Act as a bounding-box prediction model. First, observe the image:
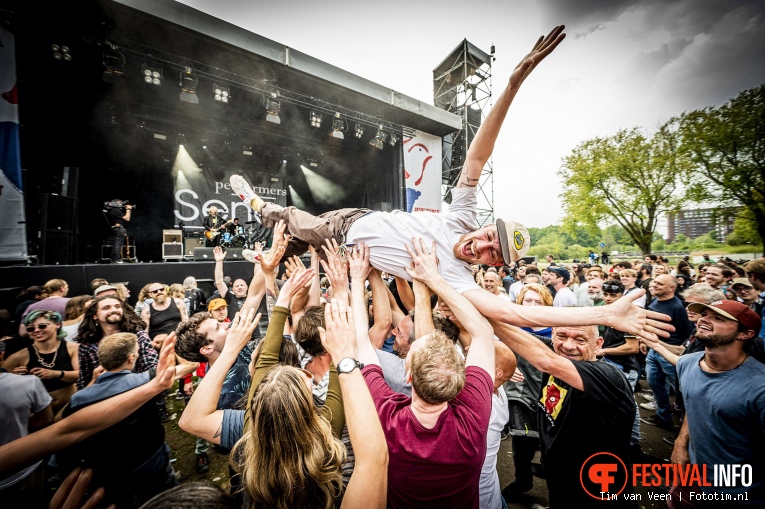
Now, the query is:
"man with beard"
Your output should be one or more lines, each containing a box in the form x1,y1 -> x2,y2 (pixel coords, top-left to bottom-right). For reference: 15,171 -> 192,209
140,283 -> 189,344
76,295 -> 158,390
670,301 -> 765,507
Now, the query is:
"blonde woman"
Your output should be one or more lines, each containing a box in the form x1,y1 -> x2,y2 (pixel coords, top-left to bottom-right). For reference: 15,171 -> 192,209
619,269 -> 646,307
133,284 -> 154,316
168,283 -> 191,316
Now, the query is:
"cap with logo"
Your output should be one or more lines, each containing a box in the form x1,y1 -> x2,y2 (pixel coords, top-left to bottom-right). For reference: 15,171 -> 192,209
496,218 -> 530,265
686,300 -> 761,336
207,298 -> 228,312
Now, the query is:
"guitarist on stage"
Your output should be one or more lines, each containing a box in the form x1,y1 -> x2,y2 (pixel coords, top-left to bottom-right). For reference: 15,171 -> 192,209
203,206 -> 229,247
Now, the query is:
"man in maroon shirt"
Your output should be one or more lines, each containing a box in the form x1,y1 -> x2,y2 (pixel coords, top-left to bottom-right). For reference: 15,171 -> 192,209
349,240 -> 496,508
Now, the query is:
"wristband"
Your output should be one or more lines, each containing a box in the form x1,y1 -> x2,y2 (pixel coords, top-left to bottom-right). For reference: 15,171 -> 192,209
58,370 -> 65,380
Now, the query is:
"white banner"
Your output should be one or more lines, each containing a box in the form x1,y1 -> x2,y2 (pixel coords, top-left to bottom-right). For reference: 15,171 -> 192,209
0,27 -> 28,262
403,130 -> 442,213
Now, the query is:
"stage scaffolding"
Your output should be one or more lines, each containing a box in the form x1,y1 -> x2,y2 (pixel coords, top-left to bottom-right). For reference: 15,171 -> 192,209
433,40 -> 494,226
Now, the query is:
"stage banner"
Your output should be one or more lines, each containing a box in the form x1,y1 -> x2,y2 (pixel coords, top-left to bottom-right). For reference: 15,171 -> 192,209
0,27 -> 28,262
173,163 -> 287,227
403,130 -> 442,213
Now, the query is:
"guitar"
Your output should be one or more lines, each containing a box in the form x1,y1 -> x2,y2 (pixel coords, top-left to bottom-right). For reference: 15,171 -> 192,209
204,219 -> 233,240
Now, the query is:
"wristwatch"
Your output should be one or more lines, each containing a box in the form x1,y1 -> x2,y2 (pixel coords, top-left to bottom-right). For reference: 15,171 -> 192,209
337,358 -> 364,375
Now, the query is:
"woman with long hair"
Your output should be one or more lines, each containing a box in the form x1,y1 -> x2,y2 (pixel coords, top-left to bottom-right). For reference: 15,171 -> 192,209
61,295 -> 92,342
2,310 -> 79,413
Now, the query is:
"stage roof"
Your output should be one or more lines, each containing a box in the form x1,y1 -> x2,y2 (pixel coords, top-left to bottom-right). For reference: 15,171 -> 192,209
109,0 -> 461,136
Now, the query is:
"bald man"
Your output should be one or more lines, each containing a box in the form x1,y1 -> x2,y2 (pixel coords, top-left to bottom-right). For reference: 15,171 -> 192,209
480,341 -> 517,508
489,322 -> 637,508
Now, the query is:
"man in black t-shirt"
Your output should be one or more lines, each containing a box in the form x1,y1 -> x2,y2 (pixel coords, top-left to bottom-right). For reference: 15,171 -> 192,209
104,200 -> 132,263
491,320 -> 639,508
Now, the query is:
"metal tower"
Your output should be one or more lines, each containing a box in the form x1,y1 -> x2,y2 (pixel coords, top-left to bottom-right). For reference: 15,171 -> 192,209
433,40 -> 494,225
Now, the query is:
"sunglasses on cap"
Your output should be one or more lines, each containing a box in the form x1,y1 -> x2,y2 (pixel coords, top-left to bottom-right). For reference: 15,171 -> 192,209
26,323 -> 51,333
602,284 -> 622,293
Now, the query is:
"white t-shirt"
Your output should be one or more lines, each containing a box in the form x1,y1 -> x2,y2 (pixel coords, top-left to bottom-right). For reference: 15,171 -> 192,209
347,187 -> 480,294
508,280 -> 524,303
479,389 -> 510,509
553,287 -> 578,307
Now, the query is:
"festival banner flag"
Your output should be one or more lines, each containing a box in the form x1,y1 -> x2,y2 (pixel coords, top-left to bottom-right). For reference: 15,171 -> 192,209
403,130 -> 442,213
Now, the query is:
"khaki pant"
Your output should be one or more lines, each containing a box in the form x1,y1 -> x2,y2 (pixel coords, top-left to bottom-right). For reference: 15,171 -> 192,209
261,203 -> 371,260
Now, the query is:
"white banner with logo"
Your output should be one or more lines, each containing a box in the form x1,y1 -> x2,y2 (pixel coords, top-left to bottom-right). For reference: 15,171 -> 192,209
403,130 -> 442,213
0,27 -> 28,262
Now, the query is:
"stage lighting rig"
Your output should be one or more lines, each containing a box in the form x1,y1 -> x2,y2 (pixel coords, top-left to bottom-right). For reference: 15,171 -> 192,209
142,63 -> 162,86
214,83 -> 231,103
354,124 -> 364,139
309,110 -> 322,128
179,67 -> 199,104
369,125 -> 387,150
329,113 -> 345,139
265,95 -> 281,124
102,47 -> 125,83
52,43 -> 72,62
389,133 -> 399,146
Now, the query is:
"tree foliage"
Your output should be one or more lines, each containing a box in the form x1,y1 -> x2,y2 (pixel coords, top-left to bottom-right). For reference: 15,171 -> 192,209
558,125 -> 690,255
675,83 -> 765,246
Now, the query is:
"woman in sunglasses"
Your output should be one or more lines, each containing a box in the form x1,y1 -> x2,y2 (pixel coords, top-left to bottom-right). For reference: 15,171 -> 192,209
1,310 -> 79,413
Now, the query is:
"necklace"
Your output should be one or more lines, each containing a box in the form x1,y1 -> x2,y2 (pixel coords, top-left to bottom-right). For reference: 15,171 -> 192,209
702,354 -> 747,372
33,342 -> 59,369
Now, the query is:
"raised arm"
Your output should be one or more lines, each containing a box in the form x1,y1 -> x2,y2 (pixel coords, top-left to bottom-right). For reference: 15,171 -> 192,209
179,309 -> 260,444
395,276 -> 415,313
368,269 -> 393,349
348,243 -> 380,366
321,238 -> 350,306
306,246 -> 322,308
213,246 -> 228,297
319,298 -> 387,509
405,238 -> 494,375
459,26 -> 566,187
413,279 -> 435,339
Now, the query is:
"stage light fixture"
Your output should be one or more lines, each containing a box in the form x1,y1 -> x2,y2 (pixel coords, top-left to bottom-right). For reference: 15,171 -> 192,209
142,64 -> 162,86
389,133 -> 399,146
330,113 -> 345,139
214,83 -> 231,104
265,96 -> 281,124
369,125 -> 387,150
102,48 -> 126,84
153,133 -> 167,140
354,124 -> 364,138
243,146 -> 253,156
310,110 -> 322,128
179,67 -> 199,104
176,134 -> 186,146
52,43 -> 72,62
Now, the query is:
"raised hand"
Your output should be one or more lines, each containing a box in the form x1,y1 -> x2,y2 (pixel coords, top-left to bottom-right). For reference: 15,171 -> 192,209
222,308 -> 262,356
213,246 -> 226,262
278,267 -> 316,303
605,289 -> 674,343
404,237 -> 440,284
154,332 -> 177,391
510,25 -> 566,90
271,219 -> 291,253
320,240 -> 350,303
285,255 -> 307,279
348,242 -> 372,281
318,298 -> 357,364
261,245 -> 286,273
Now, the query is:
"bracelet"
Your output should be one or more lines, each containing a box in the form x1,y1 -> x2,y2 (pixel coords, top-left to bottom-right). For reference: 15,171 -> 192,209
58,370 -> 65,380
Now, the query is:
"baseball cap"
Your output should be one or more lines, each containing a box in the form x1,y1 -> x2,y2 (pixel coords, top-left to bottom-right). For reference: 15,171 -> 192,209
731,278 -> 753,289
208,298 -> 228,312
686,300 -> 761,336
496,218 -> 530,264
546,266 -> 571,283
94,284 -> 118,297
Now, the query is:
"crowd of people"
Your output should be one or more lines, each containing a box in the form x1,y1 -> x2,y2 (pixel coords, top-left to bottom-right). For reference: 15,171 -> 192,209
1,25 -> 764,509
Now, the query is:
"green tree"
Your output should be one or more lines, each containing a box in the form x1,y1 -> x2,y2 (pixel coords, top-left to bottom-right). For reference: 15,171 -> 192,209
676,83 -> 765,246
559,125 -> 690,255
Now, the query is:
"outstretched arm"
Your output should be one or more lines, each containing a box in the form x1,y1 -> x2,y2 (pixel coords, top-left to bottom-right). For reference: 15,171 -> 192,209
348,243 -> 380,366
368,269 -> 393,349
213,246 -> 228,297
413,279 -> 435,339
459,26 -> 566,188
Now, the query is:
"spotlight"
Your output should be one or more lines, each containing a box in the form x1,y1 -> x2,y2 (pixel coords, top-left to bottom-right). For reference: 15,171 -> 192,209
330,113 -> 345,139
213,83 -> 231,104
369,125 -> 387,150
52,43 -> 72,62
142,63 -> 162,86
243,146 -> 253,156
265,96 -> 281,124
102,48 -> 126,84
354,124 -> 364,139
176,134 -> 186,146
179,67 -> 199,104
389,133 -> 399,146
310,110 -> 322,128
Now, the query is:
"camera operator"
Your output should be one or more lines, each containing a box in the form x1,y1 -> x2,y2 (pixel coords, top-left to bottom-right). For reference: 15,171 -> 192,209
105,199 -> 133,264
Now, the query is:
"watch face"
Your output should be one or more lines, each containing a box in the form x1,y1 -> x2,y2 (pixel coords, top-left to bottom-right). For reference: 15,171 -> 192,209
338,358 -> 355,373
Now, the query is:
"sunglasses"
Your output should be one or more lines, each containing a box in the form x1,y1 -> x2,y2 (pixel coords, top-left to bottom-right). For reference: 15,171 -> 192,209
26,323 -> 51,333
149,288 -> 165,294
602,284 -> 622,292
